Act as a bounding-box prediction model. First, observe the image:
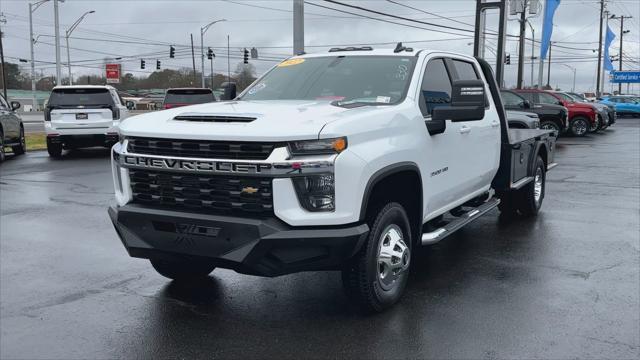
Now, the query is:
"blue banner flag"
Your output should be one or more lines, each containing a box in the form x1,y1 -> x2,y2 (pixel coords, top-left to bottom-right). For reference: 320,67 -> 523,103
604,25 -> 616,71
540,0 -> 561,60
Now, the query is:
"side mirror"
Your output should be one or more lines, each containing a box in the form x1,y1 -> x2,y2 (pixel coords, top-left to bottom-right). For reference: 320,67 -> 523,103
10,101 -> 21,111
432,80 -> 486,123
557,100 -> 564,106
522,100 -> 532,109
222,83 -> 237,100
125,101 -> 135,110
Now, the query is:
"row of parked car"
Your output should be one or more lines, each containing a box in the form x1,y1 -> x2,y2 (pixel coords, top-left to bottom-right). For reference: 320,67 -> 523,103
503,89 -> 640,136
0,84 -> 638,161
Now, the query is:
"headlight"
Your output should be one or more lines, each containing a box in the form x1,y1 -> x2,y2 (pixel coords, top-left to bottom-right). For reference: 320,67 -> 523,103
288,137 -> 347,156
533,120 -> 540,129
292,174 -> 335,212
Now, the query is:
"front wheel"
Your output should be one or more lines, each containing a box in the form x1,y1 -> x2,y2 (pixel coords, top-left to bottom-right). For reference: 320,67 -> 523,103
12,127 -> 26,155
150,258 -> 216,281
342,202 -> 412,313
570,117 -> 589,137
540,120 -> 560,133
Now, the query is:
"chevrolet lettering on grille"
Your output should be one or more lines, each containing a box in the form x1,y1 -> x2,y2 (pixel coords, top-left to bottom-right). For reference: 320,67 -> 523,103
121,155 -> 272,174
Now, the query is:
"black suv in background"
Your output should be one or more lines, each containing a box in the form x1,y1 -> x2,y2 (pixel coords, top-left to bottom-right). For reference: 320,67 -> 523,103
500,89 -> 568,133
0,94 -> 26,162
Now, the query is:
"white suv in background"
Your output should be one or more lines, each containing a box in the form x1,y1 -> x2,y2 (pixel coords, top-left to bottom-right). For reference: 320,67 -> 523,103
45,85 -> 129,157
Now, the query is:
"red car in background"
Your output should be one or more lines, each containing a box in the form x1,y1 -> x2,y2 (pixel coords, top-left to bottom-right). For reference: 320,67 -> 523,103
513,89 -> 598,137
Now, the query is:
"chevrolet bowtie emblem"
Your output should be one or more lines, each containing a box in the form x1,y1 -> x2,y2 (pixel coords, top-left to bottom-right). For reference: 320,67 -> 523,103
241,186 -> 259,194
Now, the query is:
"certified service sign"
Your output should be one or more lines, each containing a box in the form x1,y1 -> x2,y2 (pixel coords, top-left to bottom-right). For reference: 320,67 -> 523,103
611,71 -> 640,84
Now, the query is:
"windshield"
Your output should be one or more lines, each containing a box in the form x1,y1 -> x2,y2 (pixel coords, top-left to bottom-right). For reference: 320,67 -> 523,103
164,89 -> 215,104
48,88 -> 113,107
240,56 -> 417,105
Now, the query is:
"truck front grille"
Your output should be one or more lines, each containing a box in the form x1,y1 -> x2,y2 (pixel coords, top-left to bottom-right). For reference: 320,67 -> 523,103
127,137 -> 278,160
129,169 -> 273,217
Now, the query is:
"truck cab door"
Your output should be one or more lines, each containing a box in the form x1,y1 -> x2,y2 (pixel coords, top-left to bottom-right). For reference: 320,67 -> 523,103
418,58 -> 466,215
445,58 -> 501,197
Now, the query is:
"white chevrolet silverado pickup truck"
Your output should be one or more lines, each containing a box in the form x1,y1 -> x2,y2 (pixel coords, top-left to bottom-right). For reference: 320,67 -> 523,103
109,47 -> 556,312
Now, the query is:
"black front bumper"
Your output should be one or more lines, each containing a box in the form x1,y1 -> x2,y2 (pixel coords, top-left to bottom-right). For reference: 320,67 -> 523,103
108,204 -> 369,277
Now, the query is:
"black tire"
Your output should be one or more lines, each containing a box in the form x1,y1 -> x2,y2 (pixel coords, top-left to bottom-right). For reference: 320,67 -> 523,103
516,156 -> 546,217
150,258 -> 215,281
0,129 -> 5,162
12,126 -> 26,155
46,138 -> 63,158
569,117 -> 589,137
342,202 -> 412,313
539,120 -> 560,133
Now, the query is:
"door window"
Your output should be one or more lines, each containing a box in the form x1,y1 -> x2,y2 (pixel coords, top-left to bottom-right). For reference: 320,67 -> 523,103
501,91 -> 525,107
539,92 -> 561,105
452,60 -> 479,80
518,92 -> 537,103
420,59 -> 452,116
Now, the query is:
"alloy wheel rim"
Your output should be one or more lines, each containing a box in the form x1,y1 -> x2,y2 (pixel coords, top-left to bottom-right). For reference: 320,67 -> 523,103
377,224 -> 410,291
573,120 -> 587,135
534,167 -> 543,204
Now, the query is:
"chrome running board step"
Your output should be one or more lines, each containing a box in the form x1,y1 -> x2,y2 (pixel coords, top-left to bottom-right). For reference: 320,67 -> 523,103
421,198 -> 501,245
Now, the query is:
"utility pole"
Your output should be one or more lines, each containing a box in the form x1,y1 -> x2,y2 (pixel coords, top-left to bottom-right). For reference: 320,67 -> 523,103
0,20 -> 7,101
537,0 -> 546,89
227,35 -> 230,83
517,0 -> 527,89
610,15 -> 632,94
210,54 -> 214,90
293,0 -> 304,55
526,20 -> 536,87
595,0 -> 605,98
546,42 -> 552,87
190,34 -> 197,84
54,0 -> 62,85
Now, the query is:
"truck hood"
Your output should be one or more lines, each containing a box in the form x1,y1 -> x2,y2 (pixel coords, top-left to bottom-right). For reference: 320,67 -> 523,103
118,100 -> 380,141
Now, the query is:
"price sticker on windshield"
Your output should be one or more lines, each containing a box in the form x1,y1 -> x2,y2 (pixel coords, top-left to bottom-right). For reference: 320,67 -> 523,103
278,58 -> 305,67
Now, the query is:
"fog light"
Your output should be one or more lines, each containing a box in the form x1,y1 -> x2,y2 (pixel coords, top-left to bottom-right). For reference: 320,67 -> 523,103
292,174 -> 335,212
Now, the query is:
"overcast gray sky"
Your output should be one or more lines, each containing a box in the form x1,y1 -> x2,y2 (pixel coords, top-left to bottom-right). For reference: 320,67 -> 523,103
2,0 -> 639,93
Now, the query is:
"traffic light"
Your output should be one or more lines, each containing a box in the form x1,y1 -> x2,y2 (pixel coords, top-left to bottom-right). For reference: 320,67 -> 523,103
207,47 -> 214,60
156,60 -> 161,70
140,59 -> 146,69
505,54 -> 511,65
243,48 -> 249,64
169,46 -> 175,58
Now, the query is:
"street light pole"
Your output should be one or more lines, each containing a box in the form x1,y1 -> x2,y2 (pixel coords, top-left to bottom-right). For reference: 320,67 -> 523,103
65,10 -> 94,86
200,19 -> 226,88
561,64 -> 576,92
29,1 -> 49,111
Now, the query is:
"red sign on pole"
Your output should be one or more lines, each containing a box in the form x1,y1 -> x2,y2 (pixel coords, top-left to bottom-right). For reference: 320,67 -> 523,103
105,64 -> 121,84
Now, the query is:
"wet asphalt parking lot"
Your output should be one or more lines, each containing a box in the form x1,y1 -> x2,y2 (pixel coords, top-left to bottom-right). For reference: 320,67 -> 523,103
1,119 -> 639,359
